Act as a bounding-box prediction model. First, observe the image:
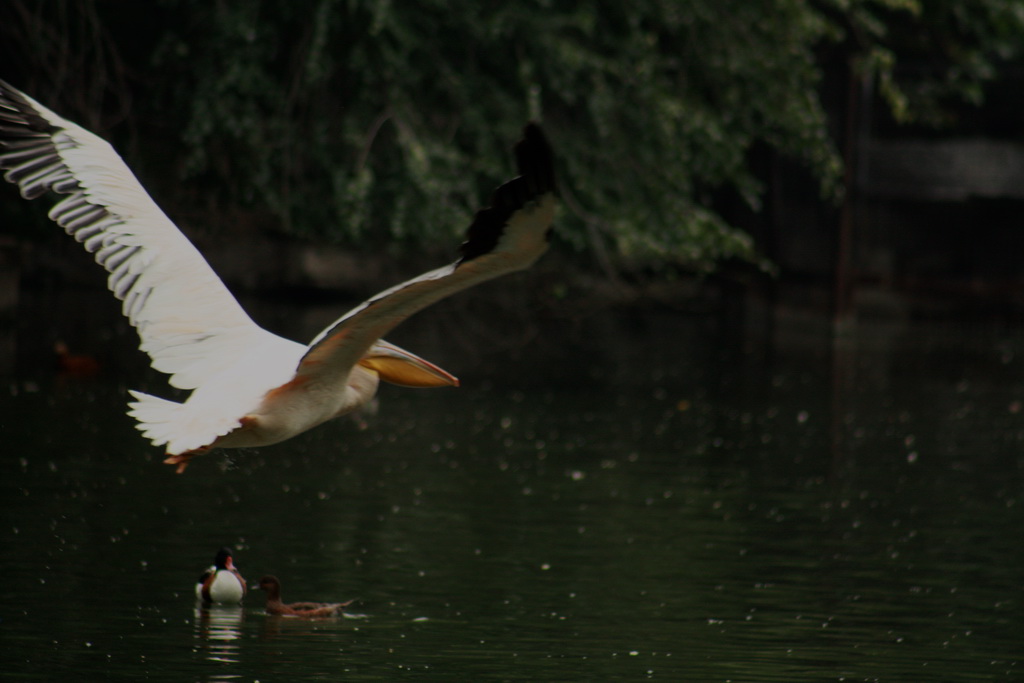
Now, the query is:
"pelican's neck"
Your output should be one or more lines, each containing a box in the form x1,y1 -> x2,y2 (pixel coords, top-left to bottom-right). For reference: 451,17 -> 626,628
337,365 -> 380,418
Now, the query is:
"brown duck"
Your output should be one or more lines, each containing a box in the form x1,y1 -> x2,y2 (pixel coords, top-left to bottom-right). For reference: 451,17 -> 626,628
256,575 -> 354,618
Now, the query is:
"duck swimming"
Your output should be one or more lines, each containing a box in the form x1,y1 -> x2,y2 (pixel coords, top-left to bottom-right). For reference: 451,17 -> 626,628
195,547 -> 246,605
256,575 -> 353,618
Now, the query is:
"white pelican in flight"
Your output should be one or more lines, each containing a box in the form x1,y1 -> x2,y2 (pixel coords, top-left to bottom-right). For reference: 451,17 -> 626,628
0,80 -> 557,472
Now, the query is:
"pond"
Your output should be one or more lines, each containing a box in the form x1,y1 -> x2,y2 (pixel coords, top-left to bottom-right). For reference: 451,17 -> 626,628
1,288 -> 1022,681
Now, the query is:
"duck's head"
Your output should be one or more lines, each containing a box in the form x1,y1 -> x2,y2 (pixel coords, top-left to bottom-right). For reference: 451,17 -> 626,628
213,546 -> 236,571
256,575 -> 281,596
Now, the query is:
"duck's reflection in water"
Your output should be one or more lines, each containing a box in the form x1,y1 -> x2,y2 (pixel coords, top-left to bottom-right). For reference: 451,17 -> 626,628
193,604 -> 244,665
257,610 -> 368,640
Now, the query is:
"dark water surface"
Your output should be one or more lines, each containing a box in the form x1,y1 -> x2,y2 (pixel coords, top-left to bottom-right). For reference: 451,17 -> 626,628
1,290 -> 1023,681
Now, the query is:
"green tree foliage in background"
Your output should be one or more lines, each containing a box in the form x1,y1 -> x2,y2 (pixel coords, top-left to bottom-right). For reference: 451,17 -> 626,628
2,0 -> 1023,270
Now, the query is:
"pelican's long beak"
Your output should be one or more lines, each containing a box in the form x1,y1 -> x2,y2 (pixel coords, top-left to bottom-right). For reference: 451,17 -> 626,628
358,340 -> 460,388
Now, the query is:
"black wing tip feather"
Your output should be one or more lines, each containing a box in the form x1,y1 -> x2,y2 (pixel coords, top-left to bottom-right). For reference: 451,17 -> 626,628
458,122 -> 557,263
0,80 -> 76,200
518,122 -> 556,196
0,79 -> 60,140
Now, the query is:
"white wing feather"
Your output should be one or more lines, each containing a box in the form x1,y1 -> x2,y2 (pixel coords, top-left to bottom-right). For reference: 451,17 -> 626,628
0,82 -> 278,390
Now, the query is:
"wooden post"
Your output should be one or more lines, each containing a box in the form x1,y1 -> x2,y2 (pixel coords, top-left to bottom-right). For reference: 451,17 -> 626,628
835,63 -> 875,327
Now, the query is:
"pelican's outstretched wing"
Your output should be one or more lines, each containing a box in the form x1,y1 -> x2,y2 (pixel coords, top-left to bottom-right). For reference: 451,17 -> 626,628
0,80 -> 277,390
297,123 -> 556,384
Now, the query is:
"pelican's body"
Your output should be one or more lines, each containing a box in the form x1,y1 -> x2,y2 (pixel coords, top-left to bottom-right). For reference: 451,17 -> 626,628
147,340 -> 380,454
0,80 -> 557,471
